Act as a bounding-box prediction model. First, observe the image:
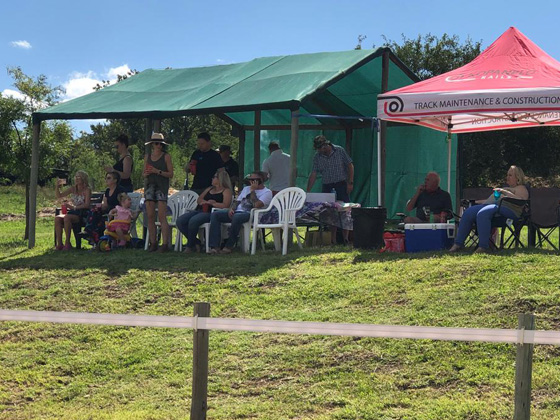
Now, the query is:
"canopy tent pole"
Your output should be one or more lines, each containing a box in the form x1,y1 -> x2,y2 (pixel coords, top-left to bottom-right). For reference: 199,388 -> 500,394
238,129 -> 246,186
289,108 -> 300,187
253,111 -> 261,171
345,127 -> 352,155
447,130 -> 452,193
28,122 -> 40,248
145,118 -> 153,143
153,119 -> 161,133
377,124 -> 382,206
379,50 -> 390,207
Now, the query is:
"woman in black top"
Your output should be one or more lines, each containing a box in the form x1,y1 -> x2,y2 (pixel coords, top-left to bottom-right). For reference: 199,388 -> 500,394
105,134 -> 134,193
176,170 -> 233,253
102,171 -> 124,212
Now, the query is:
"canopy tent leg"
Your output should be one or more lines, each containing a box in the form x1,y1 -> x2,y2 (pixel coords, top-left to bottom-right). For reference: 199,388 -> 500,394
145,118 -> 153,143
238,129 -> 246,187
377,125 -> 382,206
254,111 -> 261,171
379,50 -> 389,207
28,122 -> 40,248
153,119 -> 162,133
289,109 -> 300,187
447,130 -> 452,193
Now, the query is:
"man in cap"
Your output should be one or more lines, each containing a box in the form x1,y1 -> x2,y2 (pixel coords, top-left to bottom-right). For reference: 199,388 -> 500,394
306,135 -> 354,244
262,141 -> 290,195
306,135 -> 354,202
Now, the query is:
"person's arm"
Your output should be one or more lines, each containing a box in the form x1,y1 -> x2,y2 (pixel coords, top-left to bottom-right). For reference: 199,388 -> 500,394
55,179 -> 73,199
228,194 -> 242,217
496,185 -> 529,200
158,154 -> 174,178
120,155 -> 132,180
347,163 -> 354,194
143,155 -> 150,178
197,187 -> 212,204
406,185 -> 425,212
307,171 -> 317,192
262,160 -> 270,181
101,194 -> 108,212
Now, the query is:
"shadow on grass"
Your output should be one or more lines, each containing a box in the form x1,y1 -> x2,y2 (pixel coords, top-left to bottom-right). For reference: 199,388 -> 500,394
352,246 -> 559,264
0,244 -> 348,277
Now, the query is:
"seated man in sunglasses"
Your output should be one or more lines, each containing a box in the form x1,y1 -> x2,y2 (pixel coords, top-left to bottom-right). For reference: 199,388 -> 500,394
207,171 -> 272,254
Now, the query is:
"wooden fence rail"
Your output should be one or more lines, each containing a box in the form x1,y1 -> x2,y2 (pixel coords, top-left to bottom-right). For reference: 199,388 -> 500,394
1,308 -> 558,419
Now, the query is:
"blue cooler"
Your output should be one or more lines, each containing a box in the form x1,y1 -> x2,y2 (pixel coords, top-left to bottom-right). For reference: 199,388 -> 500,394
404,223 -> 455,252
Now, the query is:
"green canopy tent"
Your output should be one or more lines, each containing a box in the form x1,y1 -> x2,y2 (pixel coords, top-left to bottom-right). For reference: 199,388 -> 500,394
29,48 -> 456,248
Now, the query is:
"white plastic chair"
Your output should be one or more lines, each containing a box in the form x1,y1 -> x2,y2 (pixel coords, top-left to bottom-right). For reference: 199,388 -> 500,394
199,208 -> 261,253
144,190 -> 199,250
251,187 -> 306,255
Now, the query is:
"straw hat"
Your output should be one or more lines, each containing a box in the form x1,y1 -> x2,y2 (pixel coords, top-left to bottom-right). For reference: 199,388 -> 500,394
145,132 -> 169,145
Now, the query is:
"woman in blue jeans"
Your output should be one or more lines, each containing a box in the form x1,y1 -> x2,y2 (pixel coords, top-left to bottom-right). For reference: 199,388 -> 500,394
450,165 -> 529,254
176,170 -> 233,253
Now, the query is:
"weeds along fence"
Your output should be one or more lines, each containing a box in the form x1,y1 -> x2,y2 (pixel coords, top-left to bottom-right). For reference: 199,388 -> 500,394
2,304 -> 560,420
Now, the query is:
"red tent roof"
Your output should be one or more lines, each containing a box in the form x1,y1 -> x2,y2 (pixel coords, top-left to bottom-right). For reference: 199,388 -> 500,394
377,27 -> 560,133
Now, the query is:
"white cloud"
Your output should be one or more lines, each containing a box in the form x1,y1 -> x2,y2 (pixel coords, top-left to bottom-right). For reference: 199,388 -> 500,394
1,88 -> 26,101
63,71 -> 102,101
62,65 -> 132,101
11,40 -> 32,49
106,64 -> 131,80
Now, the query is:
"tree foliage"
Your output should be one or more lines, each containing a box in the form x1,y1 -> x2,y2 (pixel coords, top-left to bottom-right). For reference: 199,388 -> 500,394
380,33 -> 482,80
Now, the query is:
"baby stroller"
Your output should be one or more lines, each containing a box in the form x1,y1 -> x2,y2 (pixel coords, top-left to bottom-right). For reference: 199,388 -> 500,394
82,207 -> 106,247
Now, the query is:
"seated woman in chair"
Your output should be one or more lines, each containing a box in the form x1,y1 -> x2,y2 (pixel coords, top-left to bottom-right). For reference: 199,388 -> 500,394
54,170 -> 92,251
176,170 -> 233,253
450,165 -> 529,254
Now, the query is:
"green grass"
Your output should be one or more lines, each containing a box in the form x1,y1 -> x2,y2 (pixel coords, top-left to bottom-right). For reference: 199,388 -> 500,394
1,185 -> 560,419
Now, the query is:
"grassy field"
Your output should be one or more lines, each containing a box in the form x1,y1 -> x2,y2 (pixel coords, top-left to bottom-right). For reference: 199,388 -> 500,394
1,185 -> 560,419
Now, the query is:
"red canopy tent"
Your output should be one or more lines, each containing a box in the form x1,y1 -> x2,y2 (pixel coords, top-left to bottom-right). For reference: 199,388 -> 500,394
377,27 -> 560,194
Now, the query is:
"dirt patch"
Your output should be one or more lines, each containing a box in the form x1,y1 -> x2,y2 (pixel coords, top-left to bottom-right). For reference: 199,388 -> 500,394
0,207 -> 56,221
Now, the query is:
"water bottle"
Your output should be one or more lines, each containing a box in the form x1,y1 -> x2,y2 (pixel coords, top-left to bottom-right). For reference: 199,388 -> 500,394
331,188 -> 337,201
493,189 -> 501,200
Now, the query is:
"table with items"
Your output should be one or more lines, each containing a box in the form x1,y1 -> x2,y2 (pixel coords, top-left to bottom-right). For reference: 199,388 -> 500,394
258,201 -> 360,230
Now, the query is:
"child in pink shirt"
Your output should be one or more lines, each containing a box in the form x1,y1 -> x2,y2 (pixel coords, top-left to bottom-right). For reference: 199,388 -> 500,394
107,193 -> 133,247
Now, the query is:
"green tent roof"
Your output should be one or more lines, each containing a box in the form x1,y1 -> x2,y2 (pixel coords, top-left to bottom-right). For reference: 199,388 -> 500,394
34,48 -> 417,126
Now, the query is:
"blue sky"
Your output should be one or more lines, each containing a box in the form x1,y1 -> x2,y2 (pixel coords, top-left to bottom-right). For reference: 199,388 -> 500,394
2,0 -> 560,134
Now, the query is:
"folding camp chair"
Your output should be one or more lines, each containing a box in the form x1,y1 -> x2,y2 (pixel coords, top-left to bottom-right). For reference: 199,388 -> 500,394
529,187 -> 560,250
459,188 -> 493,248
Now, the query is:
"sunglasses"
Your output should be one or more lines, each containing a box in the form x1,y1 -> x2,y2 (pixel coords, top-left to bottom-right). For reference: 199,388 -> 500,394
152,142 -> 162,146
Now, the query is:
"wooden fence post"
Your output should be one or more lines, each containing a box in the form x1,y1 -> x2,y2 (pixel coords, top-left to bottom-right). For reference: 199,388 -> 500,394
514,313 -> 535,420
190,302 -> 210,420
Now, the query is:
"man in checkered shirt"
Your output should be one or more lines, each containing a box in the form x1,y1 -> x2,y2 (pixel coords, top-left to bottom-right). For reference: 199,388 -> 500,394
306,135 -> 354,244
306,135 -> 354,202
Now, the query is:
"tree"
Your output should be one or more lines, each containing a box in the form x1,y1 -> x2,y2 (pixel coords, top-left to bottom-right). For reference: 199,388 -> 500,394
380,33 -> 482,80
0,67 -> 73,239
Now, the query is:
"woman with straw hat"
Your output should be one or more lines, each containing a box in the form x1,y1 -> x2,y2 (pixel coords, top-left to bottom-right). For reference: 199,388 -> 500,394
143,133 -> 174,252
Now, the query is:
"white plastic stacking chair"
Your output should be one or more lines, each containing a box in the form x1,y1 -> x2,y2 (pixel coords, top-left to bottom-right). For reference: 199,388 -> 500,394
251,187 -> 306,255
128,192 -> 142,238
199,208 -> 259,253
144,190 -> 198,250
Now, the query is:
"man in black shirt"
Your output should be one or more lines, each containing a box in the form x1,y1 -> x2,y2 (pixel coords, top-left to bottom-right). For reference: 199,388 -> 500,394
187,132 -> 224,195
405,172 -> 452,223
219,144 -> 239,189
